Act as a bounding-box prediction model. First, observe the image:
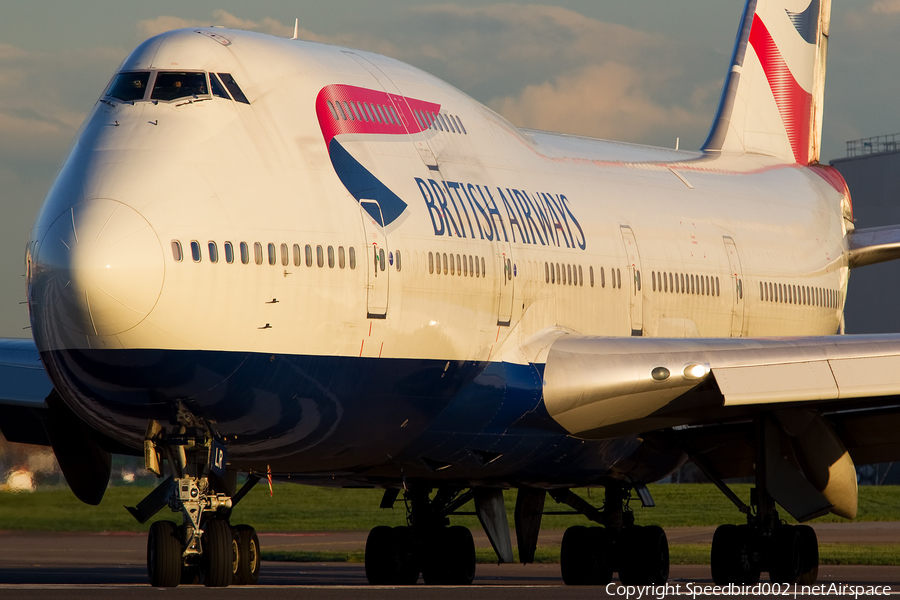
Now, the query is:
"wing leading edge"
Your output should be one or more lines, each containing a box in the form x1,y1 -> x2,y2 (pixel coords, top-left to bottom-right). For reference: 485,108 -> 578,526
541,333 -> 900,521
542,333 -> 900,439
0,337 -> 53,446
0,338 -> 52,408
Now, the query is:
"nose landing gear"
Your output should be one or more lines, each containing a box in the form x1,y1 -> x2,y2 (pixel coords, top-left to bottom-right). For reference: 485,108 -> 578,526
128,416 -> 262,588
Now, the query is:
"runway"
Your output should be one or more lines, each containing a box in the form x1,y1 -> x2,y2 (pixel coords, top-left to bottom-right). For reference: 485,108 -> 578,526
0,526 -> 897,598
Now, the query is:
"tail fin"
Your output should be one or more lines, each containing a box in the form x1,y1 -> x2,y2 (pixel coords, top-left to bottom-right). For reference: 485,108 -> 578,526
702,0 -> 831,164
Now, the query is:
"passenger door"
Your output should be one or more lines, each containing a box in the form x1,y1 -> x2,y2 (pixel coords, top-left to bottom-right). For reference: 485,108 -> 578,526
620,226 -> 644,336
723,236 -> 745,337
360,200 -> 389,318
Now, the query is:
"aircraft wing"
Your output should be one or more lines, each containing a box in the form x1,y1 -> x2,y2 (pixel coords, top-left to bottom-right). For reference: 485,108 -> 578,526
0,337 -> 54,445
542,334 -> 900,441
846,225 -> 900,268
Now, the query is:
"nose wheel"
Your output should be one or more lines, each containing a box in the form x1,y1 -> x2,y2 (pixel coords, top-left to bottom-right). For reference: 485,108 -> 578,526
233,524 -> 262,585
147,521 -> 182,588
131,416 -> 264,588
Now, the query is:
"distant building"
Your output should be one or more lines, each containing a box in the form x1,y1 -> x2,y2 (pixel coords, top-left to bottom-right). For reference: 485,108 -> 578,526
831,133 -> 900,334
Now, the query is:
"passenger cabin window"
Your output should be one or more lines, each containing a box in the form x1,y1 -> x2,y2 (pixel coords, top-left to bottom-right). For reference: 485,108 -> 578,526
328,246 -> 335,268
224,242 -> 234,264
190,241 -> 201,263
267,243 -> 276,266
151,72 -> 208,102
305,244 -> 313,267
240,242 -> 249,265
349,247 -> 357,269
281,244 -> 289,266
317,245 -> 324,268
208,242 -> 218,263
171,240 -> 183,262
339,246 -> 346,268
254,242 -> 263,265
293,244 -> 301,267
106,72 -> 150,102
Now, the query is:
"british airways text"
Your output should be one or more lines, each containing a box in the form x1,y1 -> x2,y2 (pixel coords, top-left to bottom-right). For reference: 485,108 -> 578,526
415,177 -> 586,250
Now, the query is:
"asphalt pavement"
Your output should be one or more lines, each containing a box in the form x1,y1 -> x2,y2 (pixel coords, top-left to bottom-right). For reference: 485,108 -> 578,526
0,524 -> 897,598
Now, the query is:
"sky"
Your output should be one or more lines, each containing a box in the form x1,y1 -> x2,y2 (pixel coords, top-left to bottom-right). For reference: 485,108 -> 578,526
1,0 -> 899,337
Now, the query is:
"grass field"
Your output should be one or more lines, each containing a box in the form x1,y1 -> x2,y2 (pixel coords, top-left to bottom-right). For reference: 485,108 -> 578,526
0,483 -> 900,531
0,482 -> 897,532
0,483 -> 897,565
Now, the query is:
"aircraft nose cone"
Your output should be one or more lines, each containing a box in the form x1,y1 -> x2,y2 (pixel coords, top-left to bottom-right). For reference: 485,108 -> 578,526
35,198 -> 163,337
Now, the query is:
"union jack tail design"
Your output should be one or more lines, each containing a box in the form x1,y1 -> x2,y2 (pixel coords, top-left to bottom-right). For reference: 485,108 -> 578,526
703,0 -> 831,165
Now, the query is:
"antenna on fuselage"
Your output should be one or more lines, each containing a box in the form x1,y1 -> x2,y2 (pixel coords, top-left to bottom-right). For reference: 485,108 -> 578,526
291,18 -> 299,40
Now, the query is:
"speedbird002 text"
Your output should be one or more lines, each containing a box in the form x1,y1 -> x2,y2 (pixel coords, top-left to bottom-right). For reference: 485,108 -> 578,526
4,0 -> 900,589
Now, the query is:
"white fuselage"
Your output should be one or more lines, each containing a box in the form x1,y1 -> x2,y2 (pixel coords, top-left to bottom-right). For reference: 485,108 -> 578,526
26,28 -> 851,476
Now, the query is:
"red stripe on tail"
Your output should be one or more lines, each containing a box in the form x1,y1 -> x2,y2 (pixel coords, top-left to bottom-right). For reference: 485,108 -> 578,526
749,17 -> 813,164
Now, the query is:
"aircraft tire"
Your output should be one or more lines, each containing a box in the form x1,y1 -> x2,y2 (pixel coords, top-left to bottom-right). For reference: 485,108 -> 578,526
768,525 -> 802,584
392,526 -> 419,584
560,525 -> 589,585
711,524 -> 759,585
364,526 -> 418,584
422,526 -> 475,585
796,525 -> 819,585
365,526 -> 397,584
560,526 -> 613,585
619,525 -> 668,585
147,520 -> 182,588
444,526 -> 475,585
233,524 -> 261,585
202,520 -> 235,588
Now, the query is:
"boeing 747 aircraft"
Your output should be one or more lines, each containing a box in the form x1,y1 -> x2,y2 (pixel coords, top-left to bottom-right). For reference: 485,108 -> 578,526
2,0 -> 900,588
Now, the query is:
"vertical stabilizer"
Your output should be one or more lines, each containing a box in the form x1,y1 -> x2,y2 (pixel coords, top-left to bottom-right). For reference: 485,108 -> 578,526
702,0 -> 831,164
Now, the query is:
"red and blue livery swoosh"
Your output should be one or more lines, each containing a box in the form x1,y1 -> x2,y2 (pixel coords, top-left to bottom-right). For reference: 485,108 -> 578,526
749,16 -> 812,164
316,84 -> 441,225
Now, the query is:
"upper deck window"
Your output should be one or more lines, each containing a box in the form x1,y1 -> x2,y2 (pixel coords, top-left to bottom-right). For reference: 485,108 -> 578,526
106,72 -> 150,102
151,72 -> 208,102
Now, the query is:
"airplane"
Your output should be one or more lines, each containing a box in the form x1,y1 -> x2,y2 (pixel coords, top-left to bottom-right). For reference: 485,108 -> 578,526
2,0 -> 899,588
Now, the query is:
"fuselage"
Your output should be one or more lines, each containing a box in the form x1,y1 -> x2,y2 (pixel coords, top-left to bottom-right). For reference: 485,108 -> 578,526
25,28 -> 852,487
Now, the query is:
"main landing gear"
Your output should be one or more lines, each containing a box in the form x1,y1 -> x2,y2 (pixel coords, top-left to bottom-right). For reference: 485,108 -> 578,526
697,415 -> 820,585
365,487 -> 477,585
129,416 -> 262,588
553,484 -> 669,586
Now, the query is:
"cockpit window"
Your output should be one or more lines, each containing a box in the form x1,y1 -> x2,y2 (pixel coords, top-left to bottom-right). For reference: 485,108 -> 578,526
210,73 -> 231,100
105,72 -> 150,102
217,73 -> 250,104
151,72 -> 208,102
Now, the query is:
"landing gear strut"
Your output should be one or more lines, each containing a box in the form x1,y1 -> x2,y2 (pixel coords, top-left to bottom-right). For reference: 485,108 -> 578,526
698,415 -> 820,585
554,483 -> 669,586
129,414 -> 261,588
365,487 -> 477,586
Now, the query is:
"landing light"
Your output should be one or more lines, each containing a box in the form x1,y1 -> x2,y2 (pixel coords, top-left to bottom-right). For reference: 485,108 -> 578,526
683,363 -> 709,380
651,367 -> 670,381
